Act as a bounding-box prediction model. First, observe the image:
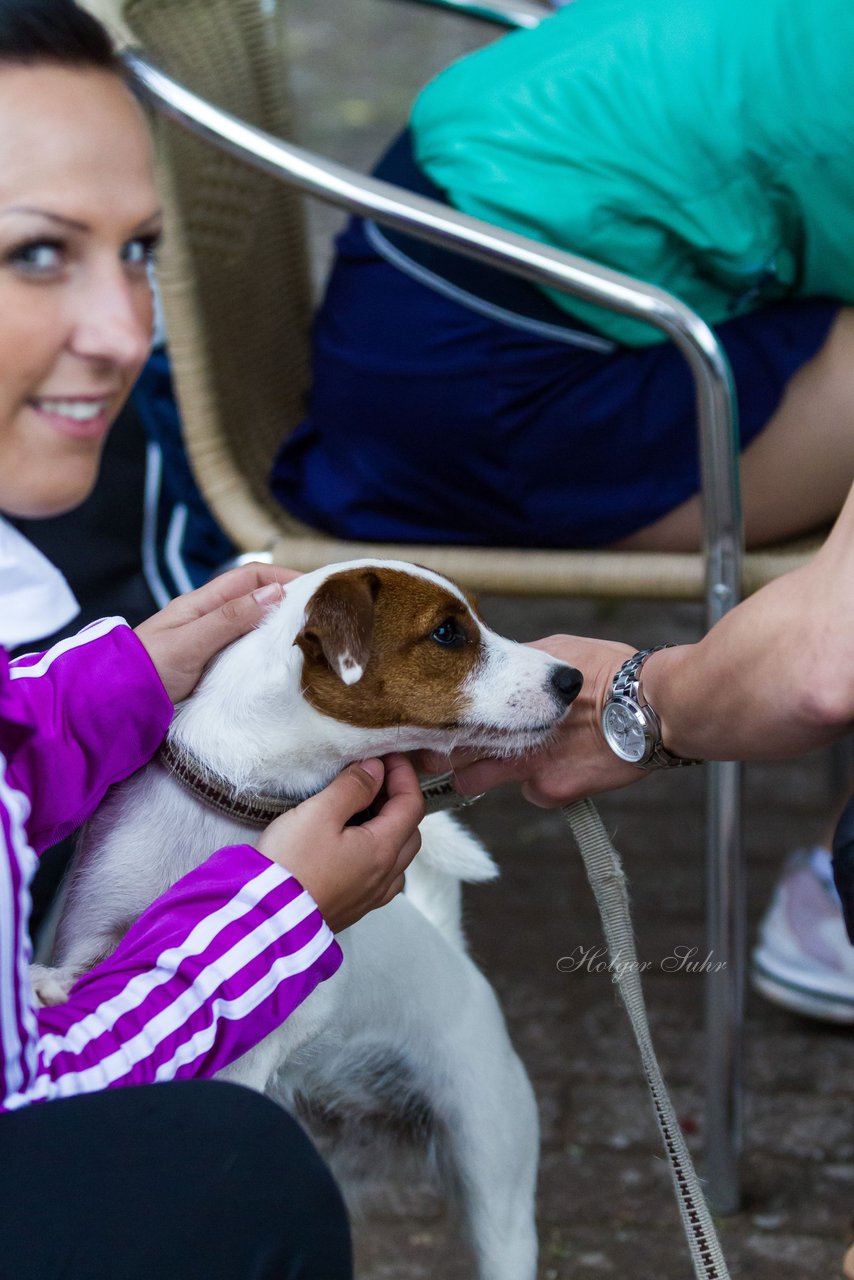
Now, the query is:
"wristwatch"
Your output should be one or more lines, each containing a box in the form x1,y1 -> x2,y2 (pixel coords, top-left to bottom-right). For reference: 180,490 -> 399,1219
601,645 -> 701,771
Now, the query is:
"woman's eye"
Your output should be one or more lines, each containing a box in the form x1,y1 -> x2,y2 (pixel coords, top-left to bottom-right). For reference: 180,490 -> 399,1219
430,619 -> 464,647
122,233 -> 160,268
7,240 -> 64,274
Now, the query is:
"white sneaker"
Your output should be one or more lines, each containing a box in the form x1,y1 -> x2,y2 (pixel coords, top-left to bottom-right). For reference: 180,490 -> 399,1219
750,846 -> 854,1023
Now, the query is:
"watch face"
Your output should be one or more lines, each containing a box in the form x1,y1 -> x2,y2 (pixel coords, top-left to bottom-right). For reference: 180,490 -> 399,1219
603,702 -> 647,764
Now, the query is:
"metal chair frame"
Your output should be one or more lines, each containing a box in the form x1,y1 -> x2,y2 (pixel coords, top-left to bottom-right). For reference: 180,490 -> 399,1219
119,0 -> 749,1209
396,0 -> 549,27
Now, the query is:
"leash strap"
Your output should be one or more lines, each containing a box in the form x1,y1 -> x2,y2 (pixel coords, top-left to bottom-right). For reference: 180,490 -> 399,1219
562,798 -> 731,1280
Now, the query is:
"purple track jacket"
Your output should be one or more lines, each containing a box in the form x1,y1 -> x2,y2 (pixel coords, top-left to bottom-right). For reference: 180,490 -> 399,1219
0,617 -> 342,1110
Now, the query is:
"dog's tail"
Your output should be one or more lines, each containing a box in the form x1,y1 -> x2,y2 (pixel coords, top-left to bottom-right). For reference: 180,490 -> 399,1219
416,813 -> 498,883
403,814 -> 497,948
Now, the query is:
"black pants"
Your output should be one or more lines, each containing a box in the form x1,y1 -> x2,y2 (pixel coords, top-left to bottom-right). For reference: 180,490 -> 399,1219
0,1080 -> 352,1279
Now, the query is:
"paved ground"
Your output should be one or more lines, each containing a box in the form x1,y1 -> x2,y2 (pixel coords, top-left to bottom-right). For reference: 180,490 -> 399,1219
278,6 -> 852,1275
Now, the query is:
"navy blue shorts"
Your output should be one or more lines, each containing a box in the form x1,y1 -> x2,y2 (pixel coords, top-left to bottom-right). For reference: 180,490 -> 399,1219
271,138 -> 839,548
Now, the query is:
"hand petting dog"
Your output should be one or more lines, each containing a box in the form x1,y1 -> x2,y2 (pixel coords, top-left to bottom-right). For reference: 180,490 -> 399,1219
257,753 -> 424,932
134,562 -> 299,703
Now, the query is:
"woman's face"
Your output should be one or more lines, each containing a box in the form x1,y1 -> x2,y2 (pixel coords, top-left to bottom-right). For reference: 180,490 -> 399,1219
0,64 -> 161,519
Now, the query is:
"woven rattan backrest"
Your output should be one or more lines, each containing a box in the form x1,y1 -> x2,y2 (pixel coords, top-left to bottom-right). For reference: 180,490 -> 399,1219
123,0 -> 313,547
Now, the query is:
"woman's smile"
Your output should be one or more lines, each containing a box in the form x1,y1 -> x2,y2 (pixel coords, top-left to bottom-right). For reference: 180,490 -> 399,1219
26,394 -> 115,440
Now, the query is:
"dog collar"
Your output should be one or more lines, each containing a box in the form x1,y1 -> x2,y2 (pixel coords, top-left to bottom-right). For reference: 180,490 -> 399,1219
158,739 -> 482,828
158,739 -> 300,827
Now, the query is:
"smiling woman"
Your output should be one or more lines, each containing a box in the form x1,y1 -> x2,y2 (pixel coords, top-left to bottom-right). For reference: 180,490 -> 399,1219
0,59 -> 158,518
0,5 -> 425,1278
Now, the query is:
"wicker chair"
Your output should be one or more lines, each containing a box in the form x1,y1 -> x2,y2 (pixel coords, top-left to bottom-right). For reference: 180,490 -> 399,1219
86,0 -> 825,1212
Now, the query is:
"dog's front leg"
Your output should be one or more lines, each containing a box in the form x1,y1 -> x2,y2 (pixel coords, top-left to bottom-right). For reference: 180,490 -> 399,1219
29,963 -> 85,1009
30,916 -> 134,1008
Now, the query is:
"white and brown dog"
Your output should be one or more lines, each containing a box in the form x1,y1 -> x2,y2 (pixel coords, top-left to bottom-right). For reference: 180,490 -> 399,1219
39,559 -> 582,1280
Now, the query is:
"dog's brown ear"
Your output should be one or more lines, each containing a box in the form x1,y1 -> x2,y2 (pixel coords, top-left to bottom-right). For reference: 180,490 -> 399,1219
296,571 -> 380,684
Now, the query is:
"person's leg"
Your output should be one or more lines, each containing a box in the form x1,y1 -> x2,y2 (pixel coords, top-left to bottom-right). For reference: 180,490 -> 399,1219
0,1080 -> 352,1280
615,306 -> 854,551
275,203 -> 842,553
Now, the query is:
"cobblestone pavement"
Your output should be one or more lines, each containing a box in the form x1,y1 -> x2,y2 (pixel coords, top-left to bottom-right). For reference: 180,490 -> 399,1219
278,5 -> 852,1275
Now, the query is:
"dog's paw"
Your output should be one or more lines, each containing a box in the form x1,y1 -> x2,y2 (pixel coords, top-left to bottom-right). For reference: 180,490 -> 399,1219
29,964 -> 81,1008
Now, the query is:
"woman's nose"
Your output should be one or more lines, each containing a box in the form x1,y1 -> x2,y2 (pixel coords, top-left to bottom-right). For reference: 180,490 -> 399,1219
70,265 -> 153,369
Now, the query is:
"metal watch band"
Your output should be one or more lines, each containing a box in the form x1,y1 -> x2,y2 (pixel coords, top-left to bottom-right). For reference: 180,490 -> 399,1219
611,645 -> 702,770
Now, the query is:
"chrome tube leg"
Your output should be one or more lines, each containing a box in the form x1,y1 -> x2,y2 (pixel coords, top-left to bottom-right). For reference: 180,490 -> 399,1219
704,757 -> 745,1214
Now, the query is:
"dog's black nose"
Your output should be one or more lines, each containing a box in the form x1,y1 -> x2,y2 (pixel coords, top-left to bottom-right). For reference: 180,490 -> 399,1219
550,665 -> 583,707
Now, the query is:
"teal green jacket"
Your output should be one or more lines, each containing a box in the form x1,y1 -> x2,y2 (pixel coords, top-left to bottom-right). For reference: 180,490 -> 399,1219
411,0 -> 854,345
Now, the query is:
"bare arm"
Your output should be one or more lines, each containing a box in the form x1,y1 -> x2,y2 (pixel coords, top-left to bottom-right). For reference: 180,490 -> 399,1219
648,482 -> 854,761
433,482 -> 854,807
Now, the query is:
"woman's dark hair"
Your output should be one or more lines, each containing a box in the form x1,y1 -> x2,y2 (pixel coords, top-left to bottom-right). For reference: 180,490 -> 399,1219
0,0 -> 118,72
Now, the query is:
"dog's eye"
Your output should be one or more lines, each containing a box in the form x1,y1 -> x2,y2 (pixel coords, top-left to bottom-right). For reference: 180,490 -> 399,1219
430,618 -> 466,648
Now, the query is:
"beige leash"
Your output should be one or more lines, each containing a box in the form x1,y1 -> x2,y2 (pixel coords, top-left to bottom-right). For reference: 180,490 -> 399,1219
563,798 -> 730,1280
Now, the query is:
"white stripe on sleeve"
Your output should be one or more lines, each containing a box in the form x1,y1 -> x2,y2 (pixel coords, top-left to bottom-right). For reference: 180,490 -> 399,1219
37,870 -> 310,1066
6,886 -> 329,1107
9,618 -> 128,680
0,759 -> 38,1100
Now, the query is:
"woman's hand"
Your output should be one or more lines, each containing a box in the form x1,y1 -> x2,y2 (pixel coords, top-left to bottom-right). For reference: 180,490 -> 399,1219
135,563 -> 299,703
419,635 -> 642,807
257,754 -> 425,932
